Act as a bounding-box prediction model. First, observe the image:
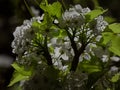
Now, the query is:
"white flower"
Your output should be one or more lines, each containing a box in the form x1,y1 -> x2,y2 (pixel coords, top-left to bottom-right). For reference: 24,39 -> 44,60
95,16 -> 108,34
83,53 -> 91,60
82,7 -> 91,14
110,66 -> 118,72
75,4 -> 83,13
64,42 -> 71,49
53,47 -> 61,58
62,6 -> 86,27
11,16 -> 42,55
74,37 -> 79,42
79,54 -> 83,62
50,38 -> 57,46
110,56 -> 120,62
95,35 -> 102,42
62,65 -> 68,71
85,43 -> 97,53
61,53 -> 69,60
62,9 -> 80,21
93,46 -> 104,58
101,55 -> 108,62
31,6 -> 40,16
54,19 -> 59,24
53,59 -> 63,69
79,52 -> 91,62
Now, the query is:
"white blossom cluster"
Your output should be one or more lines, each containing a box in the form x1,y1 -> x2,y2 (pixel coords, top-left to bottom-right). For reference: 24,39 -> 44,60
62,4 -> 91,28
94,16 -> 108,34
11,16 -> 42,56
48,37 -> 73,70
10,3 -> 120,90
62,4 -> 108,35
11,4 -> 109,70
60,4 -> 108,64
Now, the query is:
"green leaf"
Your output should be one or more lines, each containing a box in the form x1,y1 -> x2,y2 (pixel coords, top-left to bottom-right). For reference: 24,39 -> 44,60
85,9 -> 107,22
8,72 -> 29,87
102,32 -> 120,56
47,1 -> 62,18
107,88 -> 111,90
78,54 -> 103,74
110,73 -> 120,83
8,63 -> 32,87
58,29 -> 67,38
104,16 -> 116,24
32,14 -> 53,33
102,32 -> 114,45
80,60 -> 101,73
109,35 -> 120,56
40,1 -> 62,18
39,0 -> 47,11
43,13 -> 53,25
12,63 -> 32,76
49,25 -> 60,37
109,23 -> 120,33
32,21 -> 41,30
80,63 -> 101,73
39,0 -> 49,11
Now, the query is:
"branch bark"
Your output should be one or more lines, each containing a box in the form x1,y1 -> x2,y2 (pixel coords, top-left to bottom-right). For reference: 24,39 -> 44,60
65,28 -> 87,71
43,35 -> 53,66
70,45 -> 86,71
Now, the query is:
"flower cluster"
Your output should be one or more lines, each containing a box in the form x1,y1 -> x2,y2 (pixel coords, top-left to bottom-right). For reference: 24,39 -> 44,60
11,4 -> 109,69
10,2 -> 120,90
94,16 -> 108,34
60,4 -> 108,63
48,37 -> 73,70
11,16 -> 44,65
61,5 -> 91,28
11,17 -> 42,55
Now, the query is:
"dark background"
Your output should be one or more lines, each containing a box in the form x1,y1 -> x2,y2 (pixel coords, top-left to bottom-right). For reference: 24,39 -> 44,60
0,0 -> 120,89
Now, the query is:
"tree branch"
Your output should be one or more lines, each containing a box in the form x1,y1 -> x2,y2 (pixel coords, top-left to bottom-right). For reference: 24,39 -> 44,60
65,29 -> 77,53
70,44 -> 86,71
43,35 -> 53,66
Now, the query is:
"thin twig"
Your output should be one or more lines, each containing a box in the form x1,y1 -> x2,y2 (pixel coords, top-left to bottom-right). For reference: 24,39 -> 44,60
24,0 -> 34,17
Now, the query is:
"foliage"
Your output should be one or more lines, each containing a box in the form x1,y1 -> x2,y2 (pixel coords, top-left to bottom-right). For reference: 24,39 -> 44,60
9,0 -> 120,90
8,63 -> 32,87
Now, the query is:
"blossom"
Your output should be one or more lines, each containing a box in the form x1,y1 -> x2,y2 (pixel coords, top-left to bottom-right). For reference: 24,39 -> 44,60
61,53 -> 69,60
101,55 -> 109,62
110,66 -> 119,72
62,5 -> 90,28
110,56 -> 120,62
62,9 -> 85,27
21,51 -> 41,65
83,53 -> 91,60
82,7 -> 91,14
94,16 -> 108,34
95,35 -> 102,42
74,4 -> 83,13
30,6 -> 40,16
62,9 -> 80,21
11,16 -> 42,55
11,4 -> 109,71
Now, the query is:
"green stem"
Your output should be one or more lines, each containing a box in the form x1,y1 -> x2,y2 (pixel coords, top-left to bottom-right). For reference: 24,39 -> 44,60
45,0 -> 48,6
61,0 -> 67,10
24,0 -> 34,17
92,0 -> 100,9
34,0 -> 40,7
